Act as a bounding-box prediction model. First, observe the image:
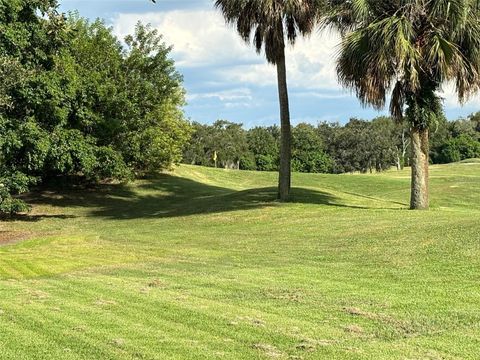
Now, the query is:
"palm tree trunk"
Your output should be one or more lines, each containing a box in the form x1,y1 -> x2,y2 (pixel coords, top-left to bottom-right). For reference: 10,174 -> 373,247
276,48 -> 291,201
410,126 -> 429,210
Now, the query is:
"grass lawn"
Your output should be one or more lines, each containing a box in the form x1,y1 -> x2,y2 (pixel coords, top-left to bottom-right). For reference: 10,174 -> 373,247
0,162 -> 479,359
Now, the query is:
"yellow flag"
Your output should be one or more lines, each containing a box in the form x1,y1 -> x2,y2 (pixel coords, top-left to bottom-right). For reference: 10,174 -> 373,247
213,151 -> 217,161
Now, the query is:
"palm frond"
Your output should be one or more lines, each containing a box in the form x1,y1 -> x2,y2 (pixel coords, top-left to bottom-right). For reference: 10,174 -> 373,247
328,0 -> 480,117
214,0 -> 320,64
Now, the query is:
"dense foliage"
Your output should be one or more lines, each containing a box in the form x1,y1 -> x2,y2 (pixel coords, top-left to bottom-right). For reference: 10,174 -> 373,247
184,115 -> 480,174
432,114 -> 480,163
0,1 -> 190,214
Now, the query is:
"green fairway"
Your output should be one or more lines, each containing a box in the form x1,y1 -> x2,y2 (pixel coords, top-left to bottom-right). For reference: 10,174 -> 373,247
1,163 -> 479,359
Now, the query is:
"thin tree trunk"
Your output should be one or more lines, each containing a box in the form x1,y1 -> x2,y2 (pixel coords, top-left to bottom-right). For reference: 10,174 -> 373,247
410,126 -> 429,210
396,151 -> 401,171
401,129 -> 409,170
276,49 -> 291,201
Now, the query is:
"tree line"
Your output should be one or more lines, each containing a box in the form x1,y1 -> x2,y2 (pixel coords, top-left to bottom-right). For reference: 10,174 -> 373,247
183,114 -> 480,173
0,1 -> 191,214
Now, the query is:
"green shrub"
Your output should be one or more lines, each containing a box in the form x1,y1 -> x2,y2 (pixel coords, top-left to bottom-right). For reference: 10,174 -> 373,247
89,147 -> 132,182
0,171 -> 32,215
440,135 -> 480,163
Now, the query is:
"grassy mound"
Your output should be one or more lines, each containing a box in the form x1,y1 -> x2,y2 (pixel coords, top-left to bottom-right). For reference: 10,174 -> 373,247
459,158 -> 480,163
0,163 -> 479,359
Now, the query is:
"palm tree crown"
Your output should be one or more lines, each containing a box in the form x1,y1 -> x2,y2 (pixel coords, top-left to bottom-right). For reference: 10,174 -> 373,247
327,0 -> 480,122
214,0 -> 318,64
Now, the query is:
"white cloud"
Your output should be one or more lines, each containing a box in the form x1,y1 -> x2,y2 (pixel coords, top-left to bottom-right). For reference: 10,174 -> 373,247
224,102 -> 258,109
218,63 -> 277,87
113,10 -> 258,68
439,83 -> 480,110
112,9 -> 340,90
211,31 -> 341,90
112,9 -> 480,112
293,91 -> 350,99
187,88 -> 253,102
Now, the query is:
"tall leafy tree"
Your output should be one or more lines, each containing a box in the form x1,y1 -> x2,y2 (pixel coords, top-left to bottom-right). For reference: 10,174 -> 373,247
214,0 -> 318,200
0,0 -> 65,213
247,126 -> 280,171
57,17 -> 191,175
292,123 -> 332,173
324,118 -> 396,173
183,120 -> 252,169
469,112 -> 480,133
324,0 -> 480,209
121,23 -> 191,173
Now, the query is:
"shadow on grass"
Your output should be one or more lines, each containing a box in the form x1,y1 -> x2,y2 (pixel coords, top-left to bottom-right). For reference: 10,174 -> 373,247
340,191 -> 408,207
0,214 -> 76,222
24,173 -> 392,221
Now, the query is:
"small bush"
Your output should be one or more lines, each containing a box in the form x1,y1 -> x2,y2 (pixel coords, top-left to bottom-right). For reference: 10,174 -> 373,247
440,135 -> 480,163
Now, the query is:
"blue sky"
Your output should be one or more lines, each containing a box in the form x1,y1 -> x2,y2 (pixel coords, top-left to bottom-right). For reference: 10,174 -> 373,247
59,0 -> 480,127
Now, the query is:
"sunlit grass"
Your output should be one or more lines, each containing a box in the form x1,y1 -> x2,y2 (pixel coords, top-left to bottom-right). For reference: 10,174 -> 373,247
1,162 -> 479,359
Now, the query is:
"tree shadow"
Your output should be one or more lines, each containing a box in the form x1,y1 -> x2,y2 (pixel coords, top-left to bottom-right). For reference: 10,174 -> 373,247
24,173 -> 368,221
340,191 -> 408,207
0,214 -> 76,222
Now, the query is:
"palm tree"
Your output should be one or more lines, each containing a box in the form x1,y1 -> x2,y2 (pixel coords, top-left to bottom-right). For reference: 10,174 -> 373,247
214,0 -> 318,201
324,0 -> 480,209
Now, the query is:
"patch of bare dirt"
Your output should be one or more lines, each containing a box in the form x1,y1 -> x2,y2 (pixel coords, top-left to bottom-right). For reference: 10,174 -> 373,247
94,299 -> 118,307
342,306 -> 420,337
252,343 -> 284,358
229,316 -> 266,327
0,231 -> 32,246
344,324 -> 364,334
